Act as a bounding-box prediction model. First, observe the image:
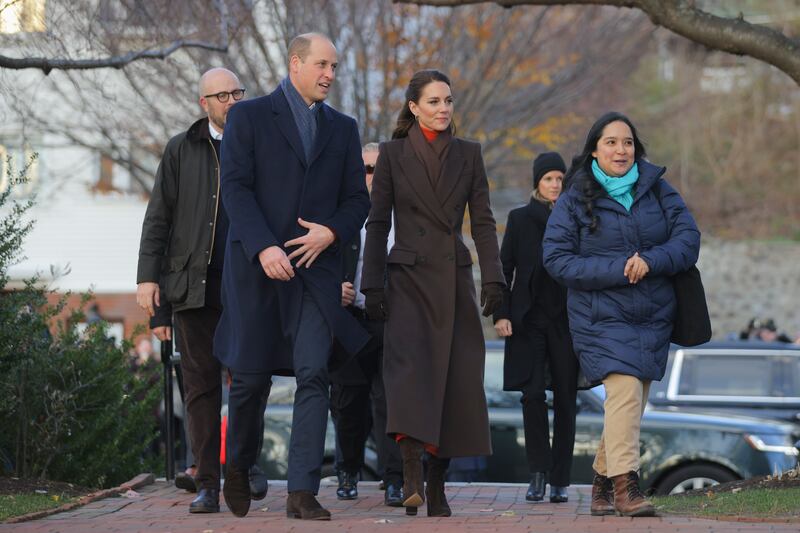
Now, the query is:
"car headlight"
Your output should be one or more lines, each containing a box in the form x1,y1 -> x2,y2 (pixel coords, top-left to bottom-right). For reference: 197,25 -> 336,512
743,434 -> 799,456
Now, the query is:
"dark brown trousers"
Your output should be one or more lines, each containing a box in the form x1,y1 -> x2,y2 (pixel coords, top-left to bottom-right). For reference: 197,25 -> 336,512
173,271 -> 223,490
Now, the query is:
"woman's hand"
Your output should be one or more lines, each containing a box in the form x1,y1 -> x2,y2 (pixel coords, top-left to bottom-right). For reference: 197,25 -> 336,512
494,318 -> 512,337
624,252 -> 650,284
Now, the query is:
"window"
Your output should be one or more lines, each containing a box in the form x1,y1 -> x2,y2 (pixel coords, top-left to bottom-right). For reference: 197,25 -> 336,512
0,143 -> 38,196
678,353 -> 779,397
0,0 -> 46,34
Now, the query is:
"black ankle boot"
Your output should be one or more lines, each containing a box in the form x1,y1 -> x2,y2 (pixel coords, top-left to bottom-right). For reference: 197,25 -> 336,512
426,456 -> 451,517
526,472 -> 546,502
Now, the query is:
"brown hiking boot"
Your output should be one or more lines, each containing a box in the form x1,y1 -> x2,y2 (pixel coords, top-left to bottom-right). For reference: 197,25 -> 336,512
286,491 -> 331,520
399,438 -> 425,512
425,456 -> 451,517
590,473 -> 615,516
611,471 -> 655,517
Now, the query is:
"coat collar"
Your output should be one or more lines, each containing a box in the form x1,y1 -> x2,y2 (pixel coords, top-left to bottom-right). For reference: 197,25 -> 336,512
270,87 -> 335,168
186,117 -> 212,143
398,136 -> 465,229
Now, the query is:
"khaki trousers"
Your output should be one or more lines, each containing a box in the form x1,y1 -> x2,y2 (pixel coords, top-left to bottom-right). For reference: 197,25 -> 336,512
592,373 -> 651,478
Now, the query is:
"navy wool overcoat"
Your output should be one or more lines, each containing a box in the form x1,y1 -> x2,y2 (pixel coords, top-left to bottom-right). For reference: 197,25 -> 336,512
214,88 -> 371,374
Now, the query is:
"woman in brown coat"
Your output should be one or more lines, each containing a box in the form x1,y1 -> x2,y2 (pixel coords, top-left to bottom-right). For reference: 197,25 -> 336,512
361,69 -> 504,517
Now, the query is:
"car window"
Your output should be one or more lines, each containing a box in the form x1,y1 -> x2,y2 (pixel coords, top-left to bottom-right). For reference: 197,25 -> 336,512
678,354 -> 779,397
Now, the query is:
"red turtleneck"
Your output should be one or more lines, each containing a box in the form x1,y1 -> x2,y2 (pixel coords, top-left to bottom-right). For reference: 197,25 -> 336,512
420,123 -> 439,142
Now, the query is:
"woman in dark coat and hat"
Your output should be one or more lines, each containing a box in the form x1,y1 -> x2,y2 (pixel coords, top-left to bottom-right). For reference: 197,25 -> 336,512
543,112 -> 700,517
493,152 -> 578,504
361,69 -> 504,517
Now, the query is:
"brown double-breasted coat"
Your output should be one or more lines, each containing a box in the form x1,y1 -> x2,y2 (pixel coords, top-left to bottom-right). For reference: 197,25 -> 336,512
361,135 -> 503,457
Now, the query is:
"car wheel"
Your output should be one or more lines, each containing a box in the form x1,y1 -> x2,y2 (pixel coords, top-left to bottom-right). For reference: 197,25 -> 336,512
655,464 -> 737,495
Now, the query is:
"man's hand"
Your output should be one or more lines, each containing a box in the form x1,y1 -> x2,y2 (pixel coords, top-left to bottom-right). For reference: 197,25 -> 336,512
623,252 -> 650,284
341,281 -> 356,307
136,282 -> 160,317
153,326 -> 172,342
258,246 -> 295,281
494,318 -> 512,337
284,218 -> 335,269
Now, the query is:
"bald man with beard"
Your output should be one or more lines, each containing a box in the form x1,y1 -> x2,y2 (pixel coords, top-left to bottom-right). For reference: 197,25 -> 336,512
137,68 -> 268,514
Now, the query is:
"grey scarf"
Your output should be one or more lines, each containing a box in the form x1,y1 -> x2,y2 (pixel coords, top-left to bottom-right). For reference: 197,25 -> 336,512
280,77 -> 319,162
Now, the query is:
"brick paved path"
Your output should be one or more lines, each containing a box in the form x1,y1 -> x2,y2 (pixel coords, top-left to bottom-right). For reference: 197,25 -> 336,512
3,480 -> 798,532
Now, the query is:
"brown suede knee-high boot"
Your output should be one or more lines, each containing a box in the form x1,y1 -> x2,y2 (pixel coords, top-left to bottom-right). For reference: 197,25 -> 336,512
426,456 -> 451,517
399,438 -> 425,512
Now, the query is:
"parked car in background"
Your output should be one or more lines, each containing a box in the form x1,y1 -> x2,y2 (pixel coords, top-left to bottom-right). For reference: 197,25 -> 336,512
474,341 -> 800,494
236,342 -> 800,495
648,341 -> 800,424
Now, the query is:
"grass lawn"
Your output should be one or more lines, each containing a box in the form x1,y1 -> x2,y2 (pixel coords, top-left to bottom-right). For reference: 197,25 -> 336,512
653,487 -> 800,519
0,493 -> 77,522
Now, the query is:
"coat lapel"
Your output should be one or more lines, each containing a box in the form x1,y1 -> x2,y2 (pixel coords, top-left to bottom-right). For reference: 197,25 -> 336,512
271,89 -> 307,168
398,139 -> 451,229
309,104 -> 335,167
435,138 -> 465,206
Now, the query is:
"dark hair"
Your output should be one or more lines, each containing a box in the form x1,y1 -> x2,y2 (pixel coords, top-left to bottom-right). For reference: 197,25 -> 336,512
392,69 -> 455,139
564,111 -> 646,233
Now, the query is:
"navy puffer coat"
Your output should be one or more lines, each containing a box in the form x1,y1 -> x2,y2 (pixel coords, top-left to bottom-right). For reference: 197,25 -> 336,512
542,160 -> 700,383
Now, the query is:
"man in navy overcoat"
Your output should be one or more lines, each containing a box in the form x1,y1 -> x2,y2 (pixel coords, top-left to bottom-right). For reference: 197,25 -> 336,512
215,32 -> 370,520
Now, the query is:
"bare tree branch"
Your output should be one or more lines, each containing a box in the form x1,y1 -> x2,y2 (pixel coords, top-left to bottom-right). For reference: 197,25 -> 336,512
0,38 -> 229,74
394,0 -> 800,85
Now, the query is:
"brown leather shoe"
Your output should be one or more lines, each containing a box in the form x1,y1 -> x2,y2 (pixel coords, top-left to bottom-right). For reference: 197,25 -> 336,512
399,438 -> 425,510
286,491 -> 331,520
611,471 -> 655,517
590,473 -> 615,516
425,456 -> 451,517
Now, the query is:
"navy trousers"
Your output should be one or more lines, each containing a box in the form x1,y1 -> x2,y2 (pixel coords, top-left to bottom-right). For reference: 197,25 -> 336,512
227,290 -> 332,493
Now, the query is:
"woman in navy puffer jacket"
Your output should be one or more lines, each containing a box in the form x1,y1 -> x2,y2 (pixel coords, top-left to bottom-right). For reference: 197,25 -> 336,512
543,112 -> 700,518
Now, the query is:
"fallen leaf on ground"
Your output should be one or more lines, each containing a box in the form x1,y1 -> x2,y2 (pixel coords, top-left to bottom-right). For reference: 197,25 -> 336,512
121,489 -> 139,498
374,518 -> 393,523
501,510 -> 516,517
479,508 -> 494,512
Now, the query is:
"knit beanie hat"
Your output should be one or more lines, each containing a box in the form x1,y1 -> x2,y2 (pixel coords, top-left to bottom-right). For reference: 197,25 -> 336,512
533,152 -> 566,189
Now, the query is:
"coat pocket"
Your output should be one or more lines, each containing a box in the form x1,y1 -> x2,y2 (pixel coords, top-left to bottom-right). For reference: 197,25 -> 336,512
387,248 -> 416,265
163,253 -> 191,303
590,290 -> 599,324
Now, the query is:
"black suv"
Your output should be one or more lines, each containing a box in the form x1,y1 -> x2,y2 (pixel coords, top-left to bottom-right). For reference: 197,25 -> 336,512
648,341 -> 800,424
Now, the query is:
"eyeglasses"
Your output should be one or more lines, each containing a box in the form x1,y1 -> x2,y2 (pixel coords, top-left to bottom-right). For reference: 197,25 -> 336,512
204,89 -> 246,103
365,164 -> 376,174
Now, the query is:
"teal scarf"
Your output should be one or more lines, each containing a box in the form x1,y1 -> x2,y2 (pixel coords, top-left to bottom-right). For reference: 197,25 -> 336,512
591,159 -> 639,212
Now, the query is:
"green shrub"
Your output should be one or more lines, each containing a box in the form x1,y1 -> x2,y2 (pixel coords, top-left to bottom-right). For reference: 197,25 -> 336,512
0,156 -> 160,488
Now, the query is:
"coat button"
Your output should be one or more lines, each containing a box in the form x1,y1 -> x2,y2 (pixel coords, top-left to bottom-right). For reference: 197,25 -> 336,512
351,244 -> 358,250
201,279 -> 206,284
446,229 -> 452,235
418,228 -> 426,236
412,205 -> 419,212
417,255 -> 427,264
446,253 -> 454,261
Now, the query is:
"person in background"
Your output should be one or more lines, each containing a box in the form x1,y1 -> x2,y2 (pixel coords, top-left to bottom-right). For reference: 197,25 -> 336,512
543,112 -> 700,517
329,143 -> 403,507
136,68 -> 269,514
493,152 -> 578,504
